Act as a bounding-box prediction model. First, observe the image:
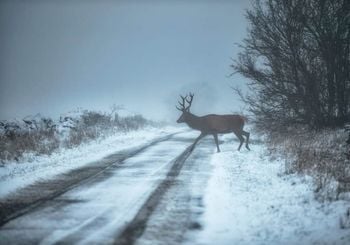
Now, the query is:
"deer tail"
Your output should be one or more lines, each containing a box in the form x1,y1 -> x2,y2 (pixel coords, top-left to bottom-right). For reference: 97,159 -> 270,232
240,115 -> 249,123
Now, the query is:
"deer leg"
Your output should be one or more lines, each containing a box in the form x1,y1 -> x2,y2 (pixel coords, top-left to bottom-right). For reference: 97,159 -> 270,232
191,132 -> 206,151
242,130 -> 250,150
233,131 -> 245,151
213,134 -> 220,153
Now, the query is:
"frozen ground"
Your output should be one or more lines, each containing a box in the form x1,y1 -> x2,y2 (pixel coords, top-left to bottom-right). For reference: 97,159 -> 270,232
0,128 -> 349,244
0,126 -> 182,198
0,130 -> 197,244
185,134 -> 350,244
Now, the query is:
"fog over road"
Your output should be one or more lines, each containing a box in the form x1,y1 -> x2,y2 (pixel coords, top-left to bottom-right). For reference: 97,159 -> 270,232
0,131 -> 349,244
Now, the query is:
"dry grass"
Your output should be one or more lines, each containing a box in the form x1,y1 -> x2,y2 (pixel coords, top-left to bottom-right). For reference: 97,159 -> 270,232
0,127 -> 59,162
266,126 -> 350,201
0,111 -> 150,163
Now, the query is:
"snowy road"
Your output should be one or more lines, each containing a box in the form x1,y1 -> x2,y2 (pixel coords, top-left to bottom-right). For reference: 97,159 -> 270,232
0,130 -> 349,244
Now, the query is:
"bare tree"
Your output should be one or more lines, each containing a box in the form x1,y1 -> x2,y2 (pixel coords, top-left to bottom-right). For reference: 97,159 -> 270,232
233,0 -> 350,129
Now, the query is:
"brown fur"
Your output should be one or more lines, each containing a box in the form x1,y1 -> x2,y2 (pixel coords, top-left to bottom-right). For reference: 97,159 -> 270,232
176,94 -> 250,152
177,107 -> 250,152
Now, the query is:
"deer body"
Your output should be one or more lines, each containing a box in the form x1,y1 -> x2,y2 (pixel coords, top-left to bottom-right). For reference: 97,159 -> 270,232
176,94 -> 250,152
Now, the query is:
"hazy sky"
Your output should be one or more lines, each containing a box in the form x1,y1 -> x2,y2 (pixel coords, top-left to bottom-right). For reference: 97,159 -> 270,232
0,0 -> 251,122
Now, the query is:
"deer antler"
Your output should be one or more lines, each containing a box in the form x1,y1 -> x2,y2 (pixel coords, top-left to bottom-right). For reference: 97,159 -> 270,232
176,93 -> 194,111
176,95 -> 187,111
185,93 -> 194,111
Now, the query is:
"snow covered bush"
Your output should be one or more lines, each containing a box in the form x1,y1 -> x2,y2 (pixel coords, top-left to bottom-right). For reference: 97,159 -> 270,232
0,118 -> 60,162
266,126 -> 350,201
0,110 -> 151,163
64,112 -> 149,148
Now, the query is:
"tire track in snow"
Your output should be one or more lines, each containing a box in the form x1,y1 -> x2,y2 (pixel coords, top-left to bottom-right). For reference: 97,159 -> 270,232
113,138 -> 200,245
135,137 -> 215,245
0,133 -> 180,227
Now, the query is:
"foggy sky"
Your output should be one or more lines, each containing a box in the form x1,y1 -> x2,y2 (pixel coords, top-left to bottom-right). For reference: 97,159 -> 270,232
0,0 -> 250,122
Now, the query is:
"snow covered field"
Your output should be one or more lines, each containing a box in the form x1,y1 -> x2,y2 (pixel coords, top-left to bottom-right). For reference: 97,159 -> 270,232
1,127 -> 349,244
186,134 -> 350,244
0,126 -> 182,198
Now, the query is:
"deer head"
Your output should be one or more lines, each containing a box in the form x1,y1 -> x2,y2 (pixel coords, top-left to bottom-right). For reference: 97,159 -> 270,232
176,93 -> 194,123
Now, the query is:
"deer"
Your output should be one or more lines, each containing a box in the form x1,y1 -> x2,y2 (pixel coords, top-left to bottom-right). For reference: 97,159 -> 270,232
176,93 -> 250,152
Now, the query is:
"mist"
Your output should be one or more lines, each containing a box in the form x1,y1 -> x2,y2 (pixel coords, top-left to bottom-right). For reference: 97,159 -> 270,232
0,0 -> 250,122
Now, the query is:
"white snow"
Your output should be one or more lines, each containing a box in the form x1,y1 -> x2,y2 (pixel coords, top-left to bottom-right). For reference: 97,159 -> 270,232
1,125 -> 350,244
189,134 -> 350,244
0,126 -> 183,198
0,131 -> 198,245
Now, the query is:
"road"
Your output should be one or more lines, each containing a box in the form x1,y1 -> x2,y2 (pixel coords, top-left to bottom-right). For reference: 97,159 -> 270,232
0,131 -> 215,244
0,130 -> 349,245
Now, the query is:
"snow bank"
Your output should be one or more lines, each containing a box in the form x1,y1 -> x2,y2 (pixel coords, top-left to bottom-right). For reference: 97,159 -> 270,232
191,134 -> 350,244
0,126 -> 182,198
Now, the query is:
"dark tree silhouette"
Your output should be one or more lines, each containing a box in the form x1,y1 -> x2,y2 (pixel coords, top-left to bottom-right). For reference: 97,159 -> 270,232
233,0 -> 350,129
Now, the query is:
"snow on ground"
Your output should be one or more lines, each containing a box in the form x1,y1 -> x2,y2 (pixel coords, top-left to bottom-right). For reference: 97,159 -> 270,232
0,131 -> 198,245
188,134 -> 350,245
0,126 -> 182,198
1,123 -> 349,244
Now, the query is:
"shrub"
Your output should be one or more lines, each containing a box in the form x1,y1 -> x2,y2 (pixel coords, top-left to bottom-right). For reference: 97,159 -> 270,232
0,110 -> 151,163
266,126 -> 350,201
0,118 -> 60,162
